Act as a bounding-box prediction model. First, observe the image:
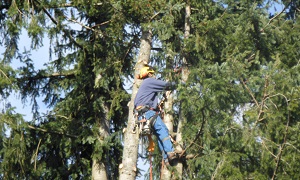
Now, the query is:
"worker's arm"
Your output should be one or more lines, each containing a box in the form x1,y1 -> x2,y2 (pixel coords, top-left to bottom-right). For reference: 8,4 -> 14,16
165,82 -> 176,90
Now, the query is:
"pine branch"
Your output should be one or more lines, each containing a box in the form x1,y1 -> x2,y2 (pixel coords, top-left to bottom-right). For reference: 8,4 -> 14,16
63,14 -> 104,37
150,11 -> 162,21
28,124 -> 77,138
33,0 -> 84,49
261,1 -> 292,32
17,72 -> 75,82
261,139 -> 277,158
179,113 -> 206,158
255,76 -> 269,125
34,139 -> 42,171
240,78 -> 259,107
0,1 -> 77,10
2,113 -> 77,138
211,158 -> 225,180
33,0 -> 105,39
0,68 -> 11,83
272,111 -> 291,179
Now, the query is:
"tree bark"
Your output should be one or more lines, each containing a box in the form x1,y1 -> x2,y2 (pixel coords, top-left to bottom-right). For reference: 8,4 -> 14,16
119,29 -> 152,180
174,1 -> 191,179
160,94 -> 173,179
92,161 -> 108,180
92,104 -> 110,180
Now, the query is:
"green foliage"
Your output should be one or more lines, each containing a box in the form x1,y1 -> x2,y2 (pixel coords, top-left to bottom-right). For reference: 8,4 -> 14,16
1,0 -> 300,179
0,62 -> 17,97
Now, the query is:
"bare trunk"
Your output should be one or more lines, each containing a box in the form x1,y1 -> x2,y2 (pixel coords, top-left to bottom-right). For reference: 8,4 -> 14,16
92,104 -> 110,180
160,94 -> 173,179
92,104 -> 109,180
175,1 -> 191,179
92,161 -> 108,180
119,29 -> 152,180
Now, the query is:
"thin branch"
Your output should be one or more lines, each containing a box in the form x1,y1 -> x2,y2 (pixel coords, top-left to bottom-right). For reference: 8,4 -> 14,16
28,125 -> 77,138
240,78 -> 259,107
211,158 -> 225,180
255,76 -> 269,125
0,68 -> 12,83
34,139 -> 42,171
272,111 -> 290,179
179,114 -> 206,158
55,114 -> 69,120
285,142 -> 300,153
261,139 -> 277,158
265,93 -> 289,103
17,72 -> 75,82
151,47 -> 163,51
33,0 -> 84,49
63,15 -> 104,37
150,11 -> 162,21
92,20 -> 111,28
261,1 -> 292,32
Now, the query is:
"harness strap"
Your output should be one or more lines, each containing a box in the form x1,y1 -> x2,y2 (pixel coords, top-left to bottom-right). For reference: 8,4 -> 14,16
149,113 -> 159,127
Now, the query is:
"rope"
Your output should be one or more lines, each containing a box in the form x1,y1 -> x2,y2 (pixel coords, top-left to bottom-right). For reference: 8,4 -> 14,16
148,134 -> 154,180
149,152 -> 153,180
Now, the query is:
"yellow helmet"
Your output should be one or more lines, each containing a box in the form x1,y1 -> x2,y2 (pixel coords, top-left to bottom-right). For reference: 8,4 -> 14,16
138,66 -> 155,79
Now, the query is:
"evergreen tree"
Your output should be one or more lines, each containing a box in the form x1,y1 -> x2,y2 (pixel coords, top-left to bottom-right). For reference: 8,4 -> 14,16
1,0 -> 136,179
1,0 -> 299,179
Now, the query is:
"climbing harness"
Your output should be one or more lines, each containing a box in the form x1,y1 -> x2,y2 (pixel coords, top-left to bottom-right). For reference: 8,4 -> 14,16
132,105 -> 159,135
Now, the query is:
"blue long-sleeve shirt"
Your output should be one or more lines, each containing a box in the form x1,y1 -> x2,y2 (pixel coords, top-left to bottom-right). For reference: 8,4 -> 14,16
134,78 -> 175,109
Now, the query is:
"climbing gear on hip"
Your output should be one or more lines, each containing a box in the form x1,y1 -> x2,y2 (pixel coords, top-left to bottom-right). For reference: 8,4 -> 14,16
132,105 -> 159,135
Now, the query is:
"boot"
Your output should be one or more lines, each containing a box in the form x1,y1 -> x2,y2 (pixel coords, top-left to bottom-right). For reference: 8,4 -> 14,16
167,152 -> 178,166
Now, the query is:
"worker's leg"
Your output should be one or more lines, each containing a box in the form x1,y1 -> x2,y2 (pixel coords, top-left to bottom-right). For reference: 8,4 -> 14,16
156,136 -> 168,160
145,110 -> 174,158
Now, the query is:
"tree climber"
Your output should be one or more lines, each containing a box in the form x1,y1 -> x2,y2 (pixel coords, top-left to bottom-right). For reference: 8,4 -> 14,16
134,65 -> 179,166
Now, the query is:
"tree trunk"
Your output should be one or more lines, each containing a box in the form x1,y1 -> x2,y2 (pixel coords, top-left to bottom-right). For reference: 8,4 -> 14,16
92,104 -> 110,179
119,29 -> 152,180
160,94 -> 173,179
175,1 -> 191,179
92,161 -> 108,180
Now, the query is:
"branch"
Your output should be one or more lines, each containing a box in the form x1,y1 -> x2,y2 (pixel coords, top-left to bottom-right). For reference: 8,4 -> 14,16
149,11 -> 162,21
261,1 -> 292,32
34,139 -> 42,171
211,158 -> 225,180
285,142 -> 300,153
92,20 -> 110,28
17,72 -> 75,82
28,125 -> 77,138
151,47 -> 163,51
179,113 -> 206,158
272,111 -> 290,179
261,139 -> 277,158
0,68 -> 12,83
240,78 -> 259,107
255,76 -> 269,125
33,0 -> 84,49
63,14 -> 104,37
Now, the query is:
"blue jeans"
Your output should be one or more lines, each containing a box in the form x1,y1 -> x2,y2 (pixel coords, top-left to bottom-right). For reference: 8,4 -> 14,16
142,110 -> 174,160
